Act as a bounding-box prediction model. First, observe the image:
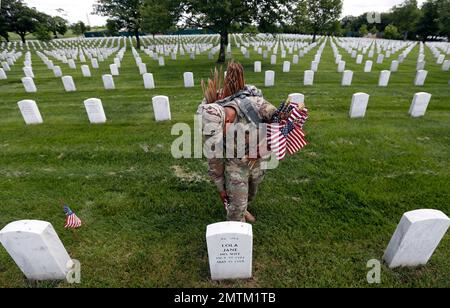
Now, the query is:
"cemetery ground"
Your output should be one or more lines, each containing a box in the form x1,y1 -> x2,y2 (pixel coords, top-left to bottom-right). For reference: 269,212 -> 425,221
0,39 -> 449,288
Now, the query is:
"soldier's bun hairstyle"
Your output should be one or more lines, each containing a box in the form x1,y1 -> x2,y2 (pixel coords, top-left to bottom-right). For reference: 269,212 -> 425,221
223,60 -> 246,99
201,60 -> 246,104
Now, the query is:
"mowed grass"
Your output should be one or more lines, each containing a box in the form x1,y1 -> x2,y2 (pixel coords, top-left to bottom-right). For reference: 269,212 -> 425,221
0,36 -> 449,288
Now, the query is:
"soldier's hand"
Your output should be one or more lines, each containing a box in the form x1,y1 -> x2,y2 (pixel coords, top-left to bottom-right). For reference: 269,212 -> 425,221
219,191 -> 229,207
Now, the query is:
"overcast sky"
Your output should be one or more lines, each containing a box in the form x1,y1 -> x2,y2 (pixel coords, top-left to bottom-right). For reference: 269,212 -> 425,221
24,0 -> 427,26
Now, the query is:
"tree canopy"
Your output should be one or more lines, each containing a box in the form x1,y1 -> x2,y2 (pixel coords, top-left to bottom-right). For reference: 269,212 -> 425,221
94,0 -> 144,48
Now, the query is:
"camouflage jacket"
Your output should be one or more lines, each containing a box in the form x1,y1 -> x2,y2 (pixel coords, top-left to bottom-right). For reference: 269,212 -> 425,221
198,85 -> 277,192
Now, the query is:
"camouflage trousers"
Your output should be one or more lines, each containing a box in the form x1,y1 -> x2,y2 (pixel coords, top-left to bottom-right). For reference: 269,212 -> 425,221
225,159 -> 266,222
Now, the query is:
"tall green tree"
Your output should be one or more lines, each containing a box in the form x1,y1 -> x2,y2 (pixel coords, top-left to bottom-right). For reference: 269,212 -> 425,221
177,0 -> 292,63
359,24 -> 368,37
94,0 -> 144,49
384,24 -> 400,39
436,0 -> 449,40
141,0 -> 179,35
0,15 -> 9,42
71,21 -> 88,36
34,24 -> 52,42
391,0 -> 421,40
416,0 -> 440,41
106,19 -> 121,36
49,16 -> 68,38
294,0 -> 343,42
1,0 -> 39,43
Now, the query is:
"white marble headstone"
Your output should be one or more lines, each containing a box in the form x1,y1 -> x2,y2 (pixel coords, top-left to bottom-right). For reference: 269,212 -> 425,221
254,61 -> 261,73
337,60 -> 346,73
416,61 -> 425,71
378,70 -> 391,87
152,95 -> 171,122
206,222 -> 253,281
102,74 -> 115,90
356,54 -> 363,64
81,65 -> 91,77
288,93 -> 305,104
270,55 -> 277,65
349,93 -> 370,118
184,72 -> 194,88
84,98 -> 107,124
91,58 -> 99,69
143,73 -> 155,89
377,54 -> 384,64
364,60 -> 373,73
110,64 -> 119,76
311,61 -> 319,72
0,68 -> 7,80
282,61 -> 290,73
342,70 -> 353,86
265,70 -> 275,87
409,92 -> 431,118
442,60 -> 450,71
68,59 -> 76,69
23,67 -> 34,78
383,210 -> 450,269
0,220 -> 71,280
53,66 -> 62,78
62,76 -> 76,92
2,62 -> 11,71
139,63 -> 147,75
304,70 -> 314,86
390,60 -> 399,72
22,77 -> 37,93
414,70 -> 428,86
17,100 -> 43,125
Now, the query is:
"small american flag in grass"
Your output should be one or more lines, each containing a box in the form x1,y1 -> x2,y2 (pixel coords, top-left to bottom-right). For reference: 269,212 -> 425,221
64,205 -> 82,229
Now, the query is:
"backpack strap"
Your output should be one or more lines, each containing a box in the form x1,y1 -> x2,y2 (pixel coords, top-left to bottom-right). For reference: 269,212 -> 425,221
235,97 -> 261,124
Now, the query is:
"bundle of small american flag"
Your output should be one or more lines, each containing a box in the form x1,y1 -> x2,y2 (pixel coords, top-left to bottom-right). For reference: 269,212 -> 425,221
267,100 -> 309,160
63,205 -> 82,229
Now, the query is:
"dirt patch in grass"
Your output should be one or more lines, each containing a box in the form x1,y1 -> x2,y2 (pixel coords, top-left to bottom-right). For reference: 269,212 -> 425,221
171,165 -> 208,183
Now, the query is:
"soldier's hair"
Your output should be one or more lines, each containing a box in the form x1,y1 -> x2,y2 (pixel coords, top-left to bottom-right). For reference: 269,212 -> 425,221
201,67 -> 223,104
223,60 -> 245,99
201,60 -> 245,104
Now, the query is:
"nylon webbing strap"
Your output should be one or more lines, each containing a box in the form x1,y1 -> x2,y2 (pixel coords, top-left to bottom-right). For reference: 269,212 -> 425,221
237,98 -> 261,124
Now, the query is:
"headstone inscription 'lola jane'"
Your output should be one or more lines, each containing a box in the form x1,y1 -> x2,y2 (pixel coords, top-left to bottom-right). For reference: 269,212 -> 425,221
206,222 -> 253,281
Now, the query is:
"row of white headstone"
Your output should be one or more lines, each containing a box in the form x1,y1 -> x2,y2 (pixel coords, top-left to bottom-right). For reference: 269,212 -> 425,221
262,69 -> 431,87
0,209 -> 448,281
16,90 -> 431,127
349,92 -> 432,118
17,96 -> 172,125
20,72 -> 195,92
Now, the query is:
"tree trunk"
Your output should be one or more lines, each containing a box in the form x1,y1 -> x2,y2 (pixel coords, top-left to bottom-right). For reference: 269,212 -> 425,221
403,31 -> 408,41
19,33 -> 26,44
312,32 -> 317,43
218,31 -> 229,63
135,30 -> 141,49
53,30 -> 58,39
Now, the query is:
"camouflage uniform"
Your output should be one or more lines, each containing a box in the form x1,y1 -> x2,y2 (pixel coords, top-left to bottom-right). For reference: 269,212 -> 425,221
199,86 -> 277,222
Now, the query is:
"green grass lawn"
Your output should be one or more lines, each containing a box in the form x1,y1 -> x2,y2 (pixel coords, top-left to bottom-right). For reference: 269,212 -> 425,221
5,30 -> 82,42
0,36 -> 449,288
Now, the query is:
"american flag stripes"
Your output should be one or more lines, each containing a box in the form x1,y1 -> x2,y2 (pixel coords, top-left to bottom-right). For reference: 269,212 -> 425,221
267,123 -> 287,160
64,205 -> 82,229
286,124 -> 308,155
267,101 -> 309,160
